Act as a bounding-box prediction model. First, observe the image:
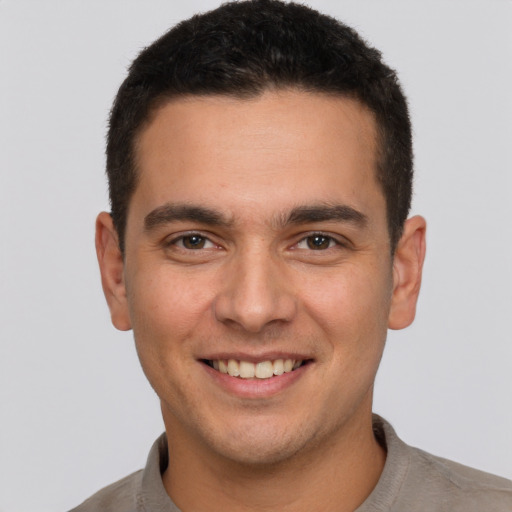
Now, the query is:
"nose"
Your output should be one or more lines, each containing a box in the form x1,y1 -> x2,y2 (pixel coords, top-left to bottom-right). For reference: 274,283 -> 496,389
213,248 -> 297,333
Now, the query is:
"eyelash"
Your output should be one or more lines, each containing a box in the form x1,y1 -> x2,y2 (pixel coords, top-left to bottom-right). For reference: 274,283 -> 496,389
167,233 -> 217,250
166,232 -> 343,252
295,233 -> 341,251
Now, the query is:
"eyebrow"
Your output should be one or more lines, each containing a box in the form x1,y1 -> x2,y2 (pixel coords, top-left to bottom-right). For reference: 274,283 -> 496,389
144,203 -> 233,231
144,201 -> 368,232
282,204 -> 368,228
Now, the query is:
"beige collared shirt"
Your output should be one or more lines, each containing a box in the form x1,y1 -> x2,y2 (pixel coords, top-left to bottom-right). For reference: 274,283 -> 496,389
70,416 -> 512,511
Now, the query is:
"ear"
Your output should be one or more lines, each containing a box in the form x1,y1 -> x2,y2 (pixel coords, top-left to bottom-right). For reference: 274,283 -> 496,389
388,215 -> 427,330
95,212 -> 132,331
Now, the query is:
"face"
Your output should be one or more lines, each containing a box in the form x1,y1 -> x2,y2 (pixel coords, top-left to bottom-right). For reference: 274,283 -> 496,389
98,90 -> 423,466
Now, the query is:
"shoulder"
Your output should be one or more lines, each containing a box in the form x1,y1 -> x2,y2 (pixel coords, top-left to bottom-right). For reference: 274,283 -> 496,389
362,416 -> 512,512
68,433 -> 172,512
68,469 -> 143,512
408,447 -> 512,510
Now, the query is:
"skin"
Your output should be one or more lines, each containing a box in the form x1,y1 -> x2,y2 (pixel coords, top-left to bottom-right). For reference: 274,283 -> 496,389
97,90 -> 426,511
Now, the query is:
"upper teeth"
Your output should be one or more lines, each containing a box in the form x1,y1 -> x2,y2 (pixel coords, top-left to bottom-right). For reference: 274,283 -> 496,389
212,359 -> 302,379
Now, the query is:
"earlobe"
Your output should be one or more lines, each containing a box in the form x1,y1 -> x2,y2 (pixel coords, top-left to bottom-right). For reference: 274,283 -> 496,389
95,212 -> 132,331
388,215 -> 427,330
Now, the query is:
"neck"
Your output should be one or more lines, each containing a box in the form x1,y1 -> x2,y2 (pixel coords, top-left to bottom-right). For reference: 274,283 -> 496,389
162,407 -> 386,512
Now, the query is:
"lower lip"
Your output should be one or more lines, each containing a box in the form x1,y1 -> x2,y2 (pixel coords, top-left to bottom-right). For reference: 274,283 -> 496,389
201,362 -> 310,398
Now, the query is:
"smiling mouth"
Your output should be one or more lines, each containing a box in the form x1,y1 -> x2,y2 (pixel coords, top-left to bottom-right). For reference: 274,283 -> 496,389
203,358 -> 308,379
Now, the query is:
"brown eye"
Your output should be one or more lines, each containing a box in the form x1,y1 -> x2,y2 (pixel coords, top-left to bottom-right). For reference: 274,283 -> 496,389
306,235 -> 332,250
182,235 -> 207,249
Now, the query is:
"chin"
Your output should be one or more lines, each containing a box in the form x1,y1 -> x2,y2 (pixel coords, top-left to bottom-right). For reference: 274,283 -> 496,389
217,438 -> 303,467
204,418 -> 319,468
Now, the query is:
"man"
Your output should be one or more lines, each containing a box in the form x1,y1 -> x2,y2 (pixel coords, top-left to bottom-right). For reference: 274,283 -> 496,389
71,0 -> 512,510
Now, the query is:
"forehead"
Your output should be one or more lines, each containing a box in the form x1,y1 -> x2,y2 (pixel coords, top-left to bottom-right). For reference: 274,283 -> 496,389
132,90 -> 384,226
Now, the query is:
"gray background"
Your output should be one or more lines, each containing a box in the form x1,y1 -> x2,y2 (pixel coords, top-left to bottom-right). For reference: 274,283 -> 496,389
1,1 -> 511,510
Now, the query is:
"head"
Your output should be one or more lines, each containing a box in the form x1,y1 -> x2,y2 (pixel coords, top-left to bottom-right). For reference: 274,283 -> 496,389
107,0 -> 412,254
96,0 -> 426,476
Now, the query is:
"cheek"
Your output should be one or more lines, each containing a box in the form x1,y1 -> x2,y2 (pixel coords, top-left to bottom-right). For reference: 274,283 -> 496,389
129,269 -> 214,332
126,270 -> 214,400
300,262 -> 393,349
125,269 -> 217,386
